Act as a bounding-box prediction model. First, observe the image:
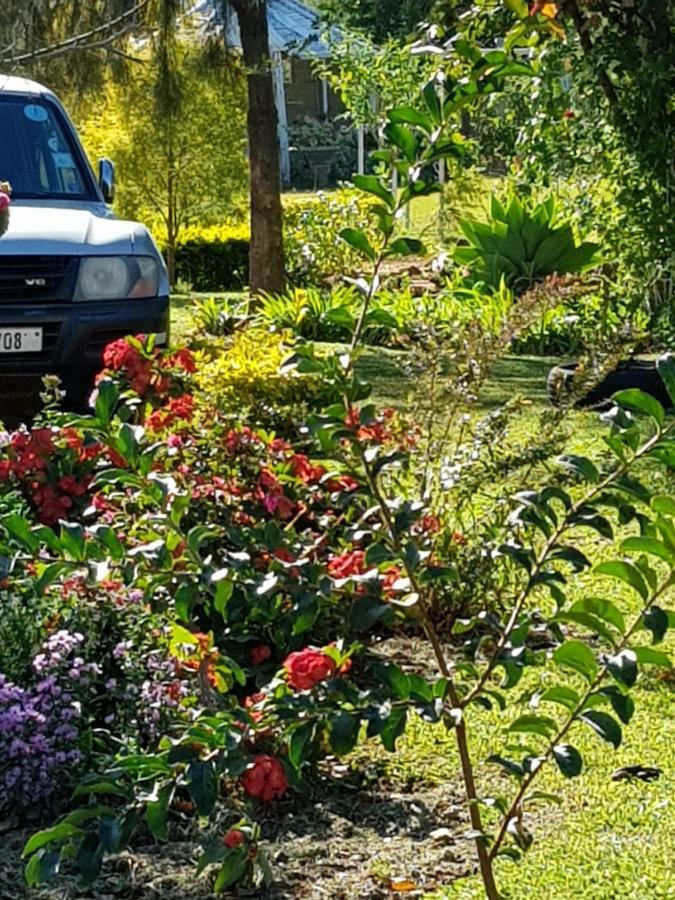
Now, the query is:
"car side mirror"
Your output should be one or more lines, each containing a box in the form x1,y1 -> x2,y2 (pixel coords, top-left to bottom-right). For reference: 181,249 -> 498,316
98,157 -> 115,204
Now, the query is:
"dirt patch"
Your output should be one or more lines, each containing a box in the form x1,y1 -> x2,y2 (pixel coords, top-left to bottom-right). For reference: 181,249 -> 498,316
2,776 -> 473,900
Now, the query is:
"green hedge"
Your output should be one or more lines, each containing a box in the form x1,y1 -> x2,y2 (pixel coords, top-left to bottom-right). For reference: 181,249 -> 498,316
174,235 -> 249,292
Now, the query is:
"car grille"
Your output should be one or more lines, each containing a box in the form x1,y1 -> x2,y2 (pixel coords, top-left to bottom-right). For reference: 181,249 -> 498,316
0,256 -> 78,303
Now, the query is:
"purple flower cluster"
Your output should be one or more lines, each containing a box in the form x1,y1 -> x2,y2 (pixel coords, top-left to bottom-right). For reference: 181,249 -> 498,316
0,630 -> 96,811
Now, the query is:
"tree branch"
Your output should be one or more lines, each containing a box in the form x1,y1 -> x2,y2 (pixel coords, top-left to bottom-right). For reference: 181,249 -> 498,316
1,0 -> 151,66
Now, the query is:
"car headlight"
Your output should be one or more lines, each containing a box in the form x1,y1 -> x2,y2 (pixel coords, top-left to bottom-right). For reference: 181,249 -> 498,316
75,256 -> 159,301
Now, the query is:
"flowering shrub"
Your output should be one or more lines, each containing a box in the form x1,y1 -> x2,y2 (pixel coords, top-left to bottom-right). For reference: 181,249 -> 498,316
0,631 -> 89,811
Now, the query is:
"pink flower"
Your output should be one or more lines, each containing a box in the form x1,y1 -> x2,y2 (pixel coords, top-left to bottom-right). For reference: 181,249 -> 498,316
0,192 -> 10,213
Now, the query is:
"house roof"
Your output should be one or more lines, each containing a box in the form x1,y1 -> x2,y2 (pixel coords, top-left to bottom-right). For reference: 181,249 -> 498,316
193,0 -> 336,58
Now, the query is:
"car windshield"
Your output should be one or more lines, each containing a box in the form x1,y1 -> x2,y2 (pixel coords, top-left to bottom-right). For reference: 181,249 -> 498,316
0,96 -> 94,199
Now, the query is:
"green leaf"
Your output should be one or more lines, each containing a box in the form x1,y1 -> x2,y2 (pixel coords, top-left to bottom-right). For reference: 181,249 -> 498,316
352,174 -> 395,210
36,561 -> 78,595
656,353 -> 675,407
632,646 -> 671,668
595,560 -> 648,600
553,640 -> 598,683
4,514 -> 40,552
570,598 -> 625,633
505,0 -> 528,17
388,237 -> 425,256
76,833 -> 103,882
388,106 -> 432,131
652,494 -> 675,517
579,710 -> 622,748
214,851 -> 247,893
380,707 -> 407,752
621,536 -> 674,564
381,665 -> 411,700
146,783 -> 173,841
197,842 -> 226,875
607,649 -> 638,687
559,455 -> 599,483
383,122 -> 417,162
24,850 -> 61,886
288,722 -> 314,769
643,606 -> 669,643
329,712 -> 361,756
539,685 -> 580,711
613,389 -> 664,426
552,611 -> 617,648
339,227 -> 375,261
487,755 -> 523,778
23,823 -> 85,858
98,816 -> 121,853
553,744 -> 583,778
508,715 -> 557,737
422,82 -> 442,123
592,686 -> 635,724
72,779 -> 129,798
187,761 -> 217,816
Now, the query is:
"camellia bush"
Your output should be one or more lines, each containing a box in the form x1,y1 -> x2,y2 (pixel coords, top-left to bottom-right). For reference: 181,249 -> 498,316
6,40 -> 674,900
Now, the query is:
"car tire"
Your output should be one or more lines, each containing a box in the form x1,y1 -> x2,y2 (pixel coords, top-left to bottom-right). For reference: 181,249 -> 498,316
547,359 -> 671,410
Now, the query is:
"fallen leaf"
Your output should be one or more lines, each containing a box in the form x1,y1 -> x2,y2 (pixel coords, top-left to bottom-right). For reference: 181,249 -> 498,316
390,880 -> 418,892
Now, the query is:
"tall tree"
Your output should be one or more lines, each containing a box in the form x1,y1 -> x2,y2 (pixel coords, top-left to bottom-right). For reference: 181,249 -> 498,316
226,0 -> 285,296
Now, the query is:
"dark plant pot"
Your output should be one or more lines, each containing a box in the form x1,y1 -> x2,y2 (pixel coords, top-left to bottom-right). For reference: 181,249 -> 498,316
547,358 -> 671,410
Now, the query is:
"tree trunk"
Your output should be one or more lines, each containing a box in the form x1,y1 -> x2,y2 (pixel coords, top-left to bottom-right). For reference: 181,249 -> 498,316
230,0 -> 285,297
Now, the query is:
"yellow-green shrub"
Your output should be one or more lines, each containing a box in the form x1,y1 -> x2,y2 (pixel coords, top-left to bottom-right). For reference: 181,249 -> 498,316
193,329 -> 319,417
173,225 -> 250,292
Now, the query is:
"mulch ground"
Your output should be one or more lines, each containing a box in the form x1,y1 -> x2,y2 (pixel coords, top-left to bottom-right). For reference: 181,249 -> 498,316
2,637 -> 475,900
2,778 -> 472,900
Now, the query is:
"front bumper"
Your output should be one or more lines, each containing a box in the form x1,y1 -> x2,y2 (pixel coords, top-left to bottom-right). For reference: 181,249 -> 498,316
0,297 -> 170,375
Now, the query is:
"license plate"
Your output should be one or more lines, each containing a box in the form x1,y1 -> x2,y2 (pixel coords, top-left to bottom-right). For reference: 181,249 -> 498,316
0,327 -> 43,353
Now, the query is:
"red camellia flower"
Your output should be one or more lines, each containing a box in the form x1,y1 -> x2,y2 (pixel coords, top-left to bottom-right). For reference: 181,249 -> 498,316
283,647 -> 337,691
250,643 -> 272,665
563,109 -> 575,119
241,754 -> 288,802
223,829 -> 245,849
327,549 -> 366,580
